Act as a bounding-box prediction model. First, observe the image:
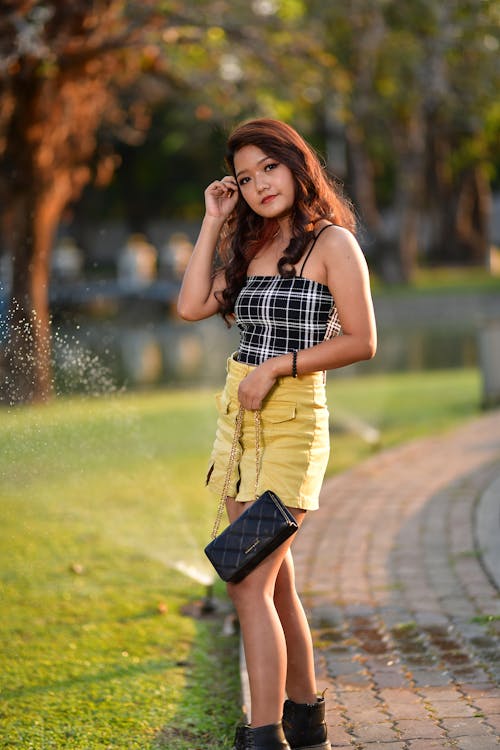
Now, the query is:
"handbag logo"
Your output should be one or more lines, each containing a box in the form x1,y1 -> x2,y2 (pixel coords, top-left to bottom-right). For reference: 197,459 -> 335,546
245,539 -> 260,554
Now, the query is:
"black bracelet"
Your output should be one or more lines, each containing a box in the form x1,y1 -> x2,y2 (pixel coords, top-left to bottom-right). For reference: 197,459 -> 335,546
292,349 -> 298,378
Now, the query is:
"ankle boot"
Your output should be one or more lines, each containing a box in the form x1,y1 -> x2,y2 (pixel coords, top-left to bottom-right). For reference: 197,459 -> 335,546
232,721 -> 291,750
282,697 -> 331,750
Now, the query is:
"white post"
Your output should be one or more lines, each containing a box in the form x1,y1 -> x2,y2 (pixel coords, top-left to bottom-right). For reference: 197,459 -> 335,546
479,319 -> 500,408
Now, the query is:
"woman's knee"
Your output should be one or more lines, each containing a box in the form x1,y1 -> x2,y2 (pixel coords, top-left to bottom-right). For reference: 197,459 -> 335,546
226,579 -> 243,605
225,535 -> 298,608
227,585 -> 264,619
226,575 -> 269,608
275,552 -> 295,592
274,554 -> 301,611
226,559 -> 283,608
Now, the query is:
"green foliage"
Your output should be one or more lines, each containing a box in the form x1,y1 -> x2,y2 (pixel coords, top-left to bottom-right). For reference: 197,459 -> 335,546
63,0 -> 499,255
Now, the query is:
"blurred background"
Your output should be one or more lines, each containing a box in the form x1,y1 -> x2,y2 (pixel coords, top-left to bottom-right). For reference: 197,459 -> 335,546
0,0 -> 499,403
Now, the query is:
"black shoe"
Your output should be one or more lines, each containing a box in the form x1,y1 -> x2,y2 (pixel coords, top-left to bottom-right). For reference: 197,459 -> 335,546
232,721 -> 291,750
282,697 -> 331,750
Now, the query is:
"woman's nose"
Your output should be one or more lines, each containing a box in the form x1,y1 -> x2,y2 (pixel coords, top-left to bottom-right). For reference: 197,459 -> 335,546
255,174 -> 269,192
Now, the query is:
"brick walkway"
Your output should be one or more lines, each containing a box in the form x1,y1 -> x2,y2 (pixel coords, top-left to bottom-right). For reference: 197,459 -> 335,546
291,409 -> 500,749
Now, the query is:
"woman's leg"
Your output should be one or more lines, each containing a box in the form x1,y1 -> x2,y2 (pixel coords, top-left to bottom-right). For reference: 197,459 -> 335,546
274,549 -> 317,704
225,498 -> 306,728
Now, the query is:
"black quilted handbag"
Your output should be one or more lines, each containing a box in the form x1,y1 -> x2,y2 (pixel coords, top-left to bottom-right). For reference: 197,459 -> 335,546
204,406 -> 298,583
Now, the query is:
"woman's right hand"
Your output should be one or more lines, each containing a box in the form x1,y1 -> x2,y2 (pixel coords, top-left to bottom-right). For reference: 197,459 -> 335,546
204,176 -> 239,220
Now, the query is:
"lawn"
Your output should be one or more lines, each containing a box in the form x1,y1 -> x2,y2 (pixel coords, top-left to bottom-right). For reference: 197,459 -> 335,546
325,367 -> 483,473
0,392 -> 240,749
372,264 -> 500,295
0,367 -> 483,748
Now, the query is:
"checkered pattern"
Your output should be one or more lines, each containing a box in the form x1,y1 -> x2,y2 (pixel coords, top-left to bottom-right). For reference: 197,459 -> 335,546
234,275 -> 341,366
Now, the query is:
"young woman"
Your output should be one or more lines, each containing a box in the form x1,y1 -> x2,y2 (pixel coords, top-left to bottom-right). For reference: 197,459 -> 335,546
177,119 -> 377,750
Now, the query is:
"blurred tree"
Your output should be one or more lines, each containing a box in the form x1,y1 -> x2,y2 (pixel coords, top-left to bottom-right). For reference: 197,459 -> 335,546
0,0 -> 309,404
72,1 -> 342,229
422,0 -> 499,266
0,1 -> 172,403
308,0 -> 500,281
79,0 -> 498,285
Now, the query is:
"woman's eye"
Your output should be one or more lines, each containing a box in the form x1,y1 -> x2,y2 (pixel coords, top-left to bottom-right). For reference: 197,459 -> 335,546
238,176 -> 250,186
265,162 -> 278,172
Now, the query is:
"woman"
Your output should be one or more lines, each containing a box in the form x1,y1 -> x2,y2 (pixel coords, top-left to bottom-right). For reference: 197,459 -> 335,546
177,119 -> 377,750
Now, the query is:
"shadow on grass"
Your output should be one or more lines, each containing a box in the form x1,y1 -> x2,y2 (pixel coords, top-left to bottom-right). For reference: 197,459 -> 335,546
151,593 -> 242,750
2,658 -> 174,702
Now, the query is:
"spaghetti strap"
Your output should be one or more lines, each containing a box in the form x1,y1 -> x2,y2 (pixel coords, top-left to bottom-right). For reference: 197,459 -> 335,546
298,224 -> 335,277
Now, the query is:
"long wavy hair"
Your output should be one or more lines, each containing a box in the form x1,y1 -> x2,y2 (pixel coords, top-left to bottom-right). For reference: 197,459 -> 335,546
217,118 -> 356,319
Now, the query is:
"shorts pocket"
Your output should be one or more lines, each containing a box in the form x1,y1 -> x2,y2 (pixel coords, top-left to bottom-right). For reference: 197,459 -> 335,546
206,462 -> 214,485
261,400 -> 296,423
215,391 -> 230,415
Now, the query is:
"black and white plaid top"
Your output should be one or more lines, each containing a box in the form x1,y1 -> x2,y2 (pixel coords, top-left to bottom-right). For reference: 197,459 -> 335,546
234,226 -> 341,366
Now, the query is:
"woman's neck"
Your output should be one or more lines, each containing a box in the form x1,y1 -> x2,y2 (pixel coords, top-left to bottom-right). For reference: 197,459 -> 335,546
271,217 -> 292,246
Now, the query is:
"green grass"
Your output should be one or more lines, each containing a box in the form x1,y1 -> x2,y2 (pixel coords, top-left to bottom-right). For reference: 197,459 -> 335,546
0,368 -> 483,748
0,393 -> 240,749
326,368 -> 482,473
372,265 -> 500,296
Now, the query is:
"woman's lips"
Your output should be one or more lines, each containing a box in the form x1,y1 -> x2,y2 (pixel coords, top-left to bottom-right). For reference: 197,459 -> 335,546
261,194 -> 277,204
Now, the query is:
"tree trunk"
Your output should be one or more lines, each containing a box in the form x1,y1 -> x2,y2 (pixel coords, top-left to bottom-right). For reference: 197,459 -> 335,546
345,123 -> 404,282
345,122 -> 382,235
425,123 -> 491,266
0,184 -> 66,405
0,58 -> 93,405
427,164 -> 491,267
455,165 -> 491,266
394,117 -> 426,283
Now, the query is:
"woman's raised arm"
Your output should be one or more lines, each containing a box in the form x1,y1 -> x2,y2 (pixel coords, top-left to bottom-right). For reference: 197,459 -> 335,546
177,176 -> 239,321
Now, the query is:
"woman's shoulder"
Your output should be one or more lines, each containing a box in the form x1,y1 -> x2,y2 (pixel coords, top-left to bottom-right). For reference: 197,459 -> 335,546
314,220 -> 355,239
314,222 -> 368,284
315,223 -> 369,292
314,222 -> 360,255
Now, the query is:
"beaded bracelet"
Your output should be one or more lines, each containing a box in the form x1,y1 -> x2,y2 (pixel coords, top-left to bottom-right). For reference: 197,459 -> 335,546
292,349 -> 298,378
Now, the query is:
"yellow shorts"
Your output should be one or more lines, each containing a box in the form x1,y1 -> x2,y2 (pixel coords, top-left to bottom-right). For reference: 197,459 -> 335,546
206,355 -> 330,511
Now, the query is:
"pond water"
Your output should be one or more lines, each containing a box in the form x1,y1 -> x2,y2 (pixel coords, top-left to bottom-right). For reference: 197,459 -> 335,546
53,313 -> 480,395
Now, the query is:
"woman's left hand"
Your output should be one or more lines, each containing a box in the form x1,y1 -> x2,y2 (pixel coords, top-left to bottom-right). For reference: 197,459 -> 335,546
237,362 -> 277,411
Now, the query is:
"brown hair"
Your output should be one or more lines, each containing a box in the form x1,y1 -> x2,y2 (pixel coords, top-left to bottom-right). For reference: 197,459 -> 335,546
217,118 -> 356,319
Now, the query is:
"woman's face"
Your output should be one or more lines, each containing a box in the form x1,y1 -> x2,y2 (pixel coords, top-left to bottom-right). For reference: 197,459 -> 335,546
233,145 -> 295,219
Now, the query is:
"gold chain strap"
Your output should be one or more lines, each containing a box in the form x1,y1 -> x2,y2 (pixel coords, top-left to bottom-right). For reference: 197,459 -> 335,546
210,405 -> 262,540
254,409 -> 262,498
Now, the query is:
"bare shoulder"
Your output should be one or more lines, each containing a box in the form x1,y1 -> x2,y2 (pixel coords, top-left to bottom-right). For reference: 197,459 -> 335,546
316,224 -> 367,271
317,224 -> 360,251
313,225 -> 371,301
